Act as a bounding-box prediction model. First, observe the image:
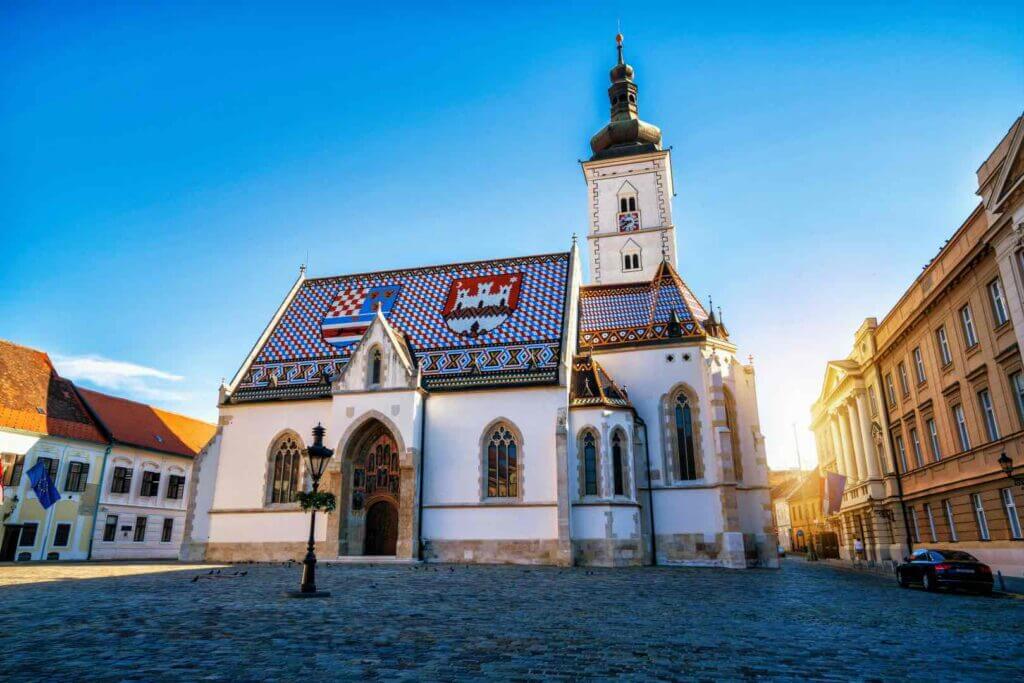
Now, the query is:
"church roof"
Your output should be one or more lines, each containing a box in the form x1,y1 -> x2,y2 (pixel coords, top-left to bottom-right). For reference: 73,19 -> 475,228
578,261 -> 709,350
569,354 -> 631,409
230,252 -> 571,402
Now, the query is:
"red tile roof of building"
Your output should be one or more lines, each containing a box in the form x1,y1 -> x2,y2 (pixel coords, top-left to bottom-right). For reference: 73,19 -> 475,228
77,388 -> 216,458
0,339 -> 107,444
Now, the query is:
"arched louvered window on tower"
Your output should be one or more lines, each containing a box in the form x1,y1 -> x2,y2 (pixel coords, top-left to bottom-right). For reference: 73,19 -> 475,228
485,423 -> 519,498
675,395 -> 698,480
269,434 -> 302,504
582,431 -> 598,496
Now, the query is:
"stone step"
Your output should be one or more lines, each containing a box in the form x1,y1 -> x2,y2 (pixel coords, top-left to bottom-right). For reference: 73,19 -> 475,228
324,555 -> 420,565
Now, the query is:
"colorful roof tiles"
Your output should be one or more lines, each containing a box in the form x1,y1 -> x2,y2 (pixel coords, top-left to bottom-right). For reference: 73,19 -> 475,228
569,354 -> 631,409
232,252 -> 571,401
0,340 -> 106,444
78,388 -> 216,458
579,261 -> 708,350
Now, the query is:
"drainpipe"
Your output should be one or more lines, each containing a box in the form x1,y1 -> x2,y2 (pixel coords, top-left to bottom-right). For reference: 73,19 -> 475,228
416,394 -> 427,561
87,444 -> 113,560
639,416 -> 657,565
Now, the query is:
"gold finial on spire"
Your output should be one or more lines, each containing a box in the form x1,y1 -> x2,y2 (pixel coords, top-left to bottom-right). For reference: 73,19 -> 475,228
615,29 -> 624,65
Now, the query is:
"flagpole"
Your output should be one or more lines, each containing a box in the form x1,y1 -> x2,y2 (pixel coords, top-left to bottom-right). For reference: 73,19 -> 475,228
36,446 -> 64,561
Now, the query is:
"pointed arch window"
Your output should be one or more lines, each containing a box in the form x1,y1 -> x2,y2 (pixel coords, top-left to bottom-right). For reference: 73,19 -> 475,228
675,395 -> 698,480
269,434 -> 302,504
486,424 -> 519,498
371,348 -> 382,385
582,431 -> 598,496
612,431 -> 626,496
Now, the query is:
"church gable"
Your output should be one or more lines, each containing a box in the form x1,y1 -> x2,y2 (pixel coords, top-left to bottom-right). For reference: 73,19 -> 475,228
333,311 -> 418,392
229,252 -> 570,402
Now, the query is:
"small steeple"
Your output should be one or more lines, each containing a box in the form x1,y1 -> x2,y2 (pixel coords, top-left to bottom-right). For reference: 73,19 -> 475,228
589,33 -> 663,159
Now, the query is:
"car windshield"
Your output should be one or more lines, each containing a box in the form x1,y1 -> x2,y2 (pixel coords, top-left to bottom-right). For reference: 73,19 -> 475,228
935,550 -> 977,562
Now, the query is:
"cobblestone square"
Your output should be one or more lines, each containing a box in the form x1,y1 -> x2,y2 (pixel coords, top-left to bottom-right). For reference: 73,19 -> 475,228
1,558 -> 1022,680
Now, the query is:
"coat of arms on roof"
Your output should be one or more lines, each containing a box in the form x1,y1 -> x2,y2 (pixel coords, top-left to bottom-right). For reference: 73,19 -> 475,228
442,273 -> 521,337
321,285 -> 402,348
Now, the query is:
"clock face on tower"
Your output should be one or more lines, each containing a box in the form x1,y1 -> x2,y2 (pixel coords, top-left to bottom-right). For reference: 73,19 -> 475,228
617,211 -> 640,233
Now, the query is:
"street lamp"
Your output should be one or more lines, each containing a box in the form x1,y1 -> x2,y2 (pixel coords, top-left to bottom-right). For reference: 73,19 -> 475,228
286,423 -> 334,598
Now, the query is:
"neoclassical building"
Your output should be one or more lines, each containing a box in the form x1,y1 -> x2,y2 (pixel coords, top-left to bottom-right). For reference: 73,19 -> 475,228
185,37 -> 777,568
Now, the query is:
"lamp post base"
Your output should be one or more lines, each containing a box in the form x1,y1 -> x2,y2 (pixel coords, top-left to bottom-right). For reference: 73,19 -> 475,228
284,590 -> 331,599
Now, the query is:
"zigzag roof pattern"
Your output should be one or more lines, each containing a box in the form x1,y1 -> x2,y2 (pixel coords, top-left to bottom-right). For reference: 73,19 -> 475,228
230,252 -> 571,402
569,354 -> 631,409
578,261 -> 709,350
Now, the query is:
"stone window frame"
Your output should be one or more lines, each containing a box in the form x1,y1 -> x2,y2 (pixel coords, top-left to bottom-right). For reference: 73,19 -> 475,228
263,429 -> 307,509
365,343 -> 386,388
609,426 -> 633,499
478,418 -> 525,502
659,383 -> 704,483
576,426 -> 603,499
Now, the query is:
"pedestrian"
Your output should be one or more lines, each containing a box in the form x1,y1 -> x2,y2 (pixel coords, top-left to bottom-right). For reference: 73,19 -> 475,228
854,537 -> 865,564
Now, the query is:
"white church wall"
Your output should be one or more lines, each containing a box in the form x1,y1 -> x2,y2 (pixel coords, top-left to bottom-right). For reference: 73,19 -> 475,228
423,507 -> 554,540
209,509 -> 324,543
652,488 -> 722,533
180,431 -> 221,560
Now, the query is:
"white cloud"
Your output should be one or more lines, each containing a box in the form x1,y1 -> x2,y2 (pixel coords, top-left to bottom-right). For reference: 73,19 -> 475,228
52,354 -> 191,403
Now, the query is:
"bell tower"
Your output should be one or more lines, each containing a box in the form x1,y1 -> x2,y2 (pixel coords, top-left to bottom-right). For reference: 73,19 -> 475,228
582,34 -> 677,285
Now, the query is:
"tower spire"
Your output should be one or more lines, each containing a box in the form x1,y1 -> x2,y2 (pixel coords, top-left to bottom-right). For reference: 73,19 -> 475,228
589,34 -> 663,159
616,31 -> 624,66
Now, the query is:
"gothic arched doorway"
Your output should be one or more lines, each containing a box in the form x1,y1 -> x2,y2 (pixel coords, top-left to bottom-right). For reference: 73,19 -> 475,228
337,421 -> 402,556
364,500 -> 398,556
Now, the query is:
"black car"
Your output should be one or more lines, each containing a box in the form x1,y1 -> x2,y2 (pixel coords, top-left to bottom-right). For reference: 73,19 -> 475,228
896,548 -> 994,594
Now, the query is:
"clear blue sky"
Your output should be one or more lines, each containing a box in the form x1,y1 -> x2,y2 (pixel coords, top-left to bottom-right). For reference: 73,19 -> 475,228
2,2 -> 1022,468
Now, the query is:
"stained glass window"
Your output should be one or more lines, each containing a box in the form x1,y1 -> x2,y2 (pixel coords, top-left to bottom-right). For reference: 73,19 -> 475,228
583,432 -> 597,496
486,424 -> 518,498
612,431 -> 625,496
270,435 -> 302,504
675,394 -> 698,480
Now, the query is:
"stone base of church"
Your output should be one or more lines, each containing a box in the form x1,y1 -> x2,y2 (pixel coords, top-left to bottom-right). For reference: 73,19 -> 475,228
421,539 -> 562,565
205,540 -> 340,563
654,532 -> 750,569
179,542 -> 208,562
573,539 -> 644,567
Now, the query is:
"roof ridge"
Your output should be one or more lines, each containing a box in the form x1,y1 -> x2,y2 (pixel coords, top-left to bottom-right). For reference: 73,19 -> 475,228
303,250 -> 571,284
77,386 -> 214,428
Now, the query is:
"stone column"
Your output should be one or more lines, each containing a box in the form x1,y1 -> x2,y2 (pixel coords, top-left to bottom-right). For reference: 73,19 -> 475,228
554,408 -> 573,566
828,416 -> 846,477
855,391 -> 880,479
837,408 -> 859,483
846,399 -> 867,484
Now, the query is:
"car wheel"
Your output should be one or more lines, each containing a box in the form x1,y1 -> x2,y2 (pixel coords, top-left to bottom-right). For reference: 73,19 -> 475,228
897,570 -> 909,588
923,572 -> 936,592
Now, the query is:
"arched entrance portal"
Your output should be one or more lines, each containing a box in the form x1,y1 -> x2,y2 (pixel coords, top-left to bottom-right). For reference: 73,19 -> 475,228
337,419 -> 403,557
364,500 -> 398,556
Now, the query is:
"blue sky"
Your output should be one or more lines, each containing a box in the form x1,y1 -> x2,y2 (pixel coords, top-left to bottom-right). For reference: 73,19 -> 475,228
2,2 -> 1022,468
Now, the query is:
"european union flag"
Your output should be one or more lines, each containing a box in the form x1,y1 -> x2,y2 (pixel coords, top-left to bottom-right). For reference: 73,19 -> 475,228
26,460 -> 61,509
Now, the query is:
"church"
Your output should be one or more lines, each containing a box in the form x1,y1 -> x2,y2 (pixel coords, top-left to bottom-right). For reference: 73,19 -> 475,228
183,37 -> 778,569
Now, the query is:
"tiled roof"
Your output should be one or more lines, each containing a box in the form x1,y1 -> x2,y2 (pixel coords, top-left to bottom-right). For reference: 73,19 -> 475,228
569,354 -> 631,409
232,252 -> 570,401
0,340 -> 107,444
78,388 -> 216,458
578,261 -> 708,350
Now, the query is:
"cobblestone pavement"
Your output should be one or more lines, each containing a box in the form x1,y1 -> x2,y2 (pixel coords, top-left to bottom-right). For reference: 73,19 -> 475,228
1,557 -> 1022,681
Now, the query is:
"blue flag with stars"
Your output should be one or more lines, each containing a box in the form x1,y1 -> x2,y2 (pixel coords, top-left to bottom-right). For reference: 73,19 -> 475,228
26,460 -> 61,509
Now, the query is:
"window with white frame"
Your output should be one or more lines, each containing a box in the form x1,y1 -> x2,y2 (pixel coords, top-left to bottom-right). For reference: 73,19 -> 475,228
134,516 -> 147,542
1010,371 -> 1024,428
952,404 -> 970,452
989,278 -> 1009,326
1001,488 -> 1022,540
898,362 -> 910,396
64,461 -> 89,493
894,434 -> 908,473
972,493 -> 990,541
936,326 -> 953,366
102,515 -> 118,542
923,503 -> 938,542
885,374 -> 897,406
977,389 -> 1000,441
912,347 -> 926,384
960,305 -> 978,348
926,418 -> 941,461
909,428 -> 924,468
909,506 -> 920,543
943,499 -> 958,542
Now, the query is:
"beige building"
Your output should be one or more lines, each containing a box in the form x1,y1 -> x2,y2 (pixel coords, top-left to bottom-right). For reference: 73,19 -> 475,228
811,320 -> 905,563
812,113 -> 1024,585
